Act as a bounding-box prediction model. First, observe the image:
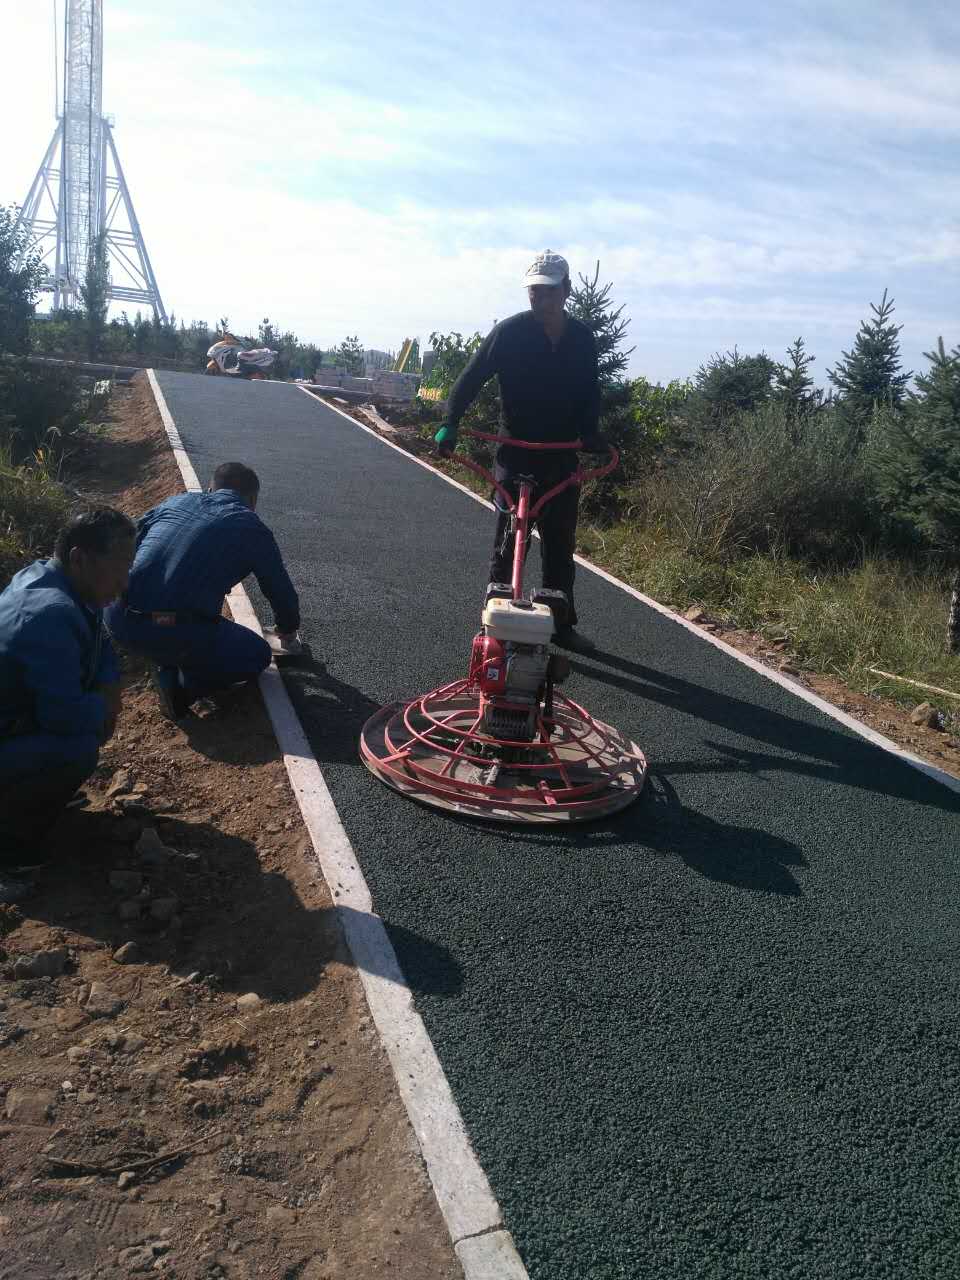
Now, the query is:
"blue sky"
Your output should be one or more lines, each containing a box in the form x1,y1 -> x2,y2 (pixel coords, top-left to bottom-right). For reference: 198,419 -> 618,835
2,0 -> 958,385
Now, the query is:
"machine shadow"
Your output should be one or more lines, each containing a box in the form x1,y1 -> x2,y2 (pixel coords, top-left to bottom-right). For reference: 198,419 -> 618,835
572,647 -> 960,815
474,772 -> 807,896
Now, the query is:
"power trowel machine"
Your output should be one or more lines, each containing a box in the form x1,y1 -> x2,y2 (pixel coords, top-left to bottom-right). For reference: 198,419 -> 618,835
360,432 -> 647,823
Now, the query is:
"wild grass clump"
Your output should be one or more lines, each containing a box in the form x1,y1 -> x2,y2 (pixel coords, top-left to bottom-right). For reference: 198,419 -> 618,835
0,440 -> 71,585
0,359 -> 107,466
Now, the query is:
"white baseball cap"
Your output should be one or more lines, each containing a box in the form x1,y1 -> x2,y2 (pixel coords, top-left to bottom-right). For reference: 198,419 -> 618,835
522,250 -> 570,288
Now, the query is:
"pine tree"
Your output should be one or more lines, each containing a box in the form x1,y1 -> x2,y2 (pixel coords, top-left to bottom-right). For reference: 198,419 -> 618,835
0,204 -> 45,355
79,232 -> 109,360
568,261 -> 634,386
694,347 -> 778,422
775,337 -> 816,405
871,337 -> 960,652
331,335 -> 364,376
774,337 -> 821,443
828,289 -> 911,442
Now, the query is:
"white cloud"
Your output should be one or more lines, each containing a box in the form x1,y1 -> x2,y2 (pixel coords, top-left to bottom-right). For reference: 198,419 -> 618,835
0,0 -> 957,386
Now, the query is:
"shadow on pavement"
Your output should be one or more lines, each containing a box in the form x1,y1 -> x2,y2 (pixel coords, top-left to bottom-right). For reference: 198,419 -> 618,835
637,770 -> 806,895
281,658 -> 381,765
574,647 -> 960,815
466,774 -> 808,896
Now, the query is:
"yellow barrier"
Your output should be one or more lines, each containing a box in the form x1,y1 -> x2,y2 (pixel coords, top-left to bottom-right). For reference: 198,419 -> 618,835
395,338 -> 414,373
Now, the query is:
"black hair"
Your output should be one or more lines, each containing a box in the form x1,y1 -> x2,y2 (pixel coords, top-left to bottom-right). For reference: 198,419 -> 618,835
212,462 -> 260,497
54,507 -> 136,562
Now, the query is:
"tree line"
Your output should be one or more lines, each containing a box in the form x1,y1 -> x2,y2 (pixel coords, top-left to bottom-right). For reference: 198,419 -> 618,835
2,203 -> 957,649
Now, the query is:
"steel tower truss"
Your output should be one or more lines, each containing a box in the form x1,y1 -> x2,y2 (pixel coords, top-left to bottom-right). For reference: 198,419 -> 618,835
14,0 -> 167,321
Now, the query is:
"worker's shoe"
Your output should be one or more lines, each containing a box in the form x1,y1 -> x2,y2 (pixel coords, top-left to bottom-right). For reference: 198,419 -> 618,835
0,868 -> 36,904
552,626 -> 597,655
148,664 -> 191,722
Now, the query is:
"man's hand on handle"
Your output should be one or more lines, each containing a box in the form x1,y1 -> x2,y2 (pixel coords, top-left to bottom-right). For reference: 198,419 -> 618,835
579,432 -> 609,454
434,424 -> 459,457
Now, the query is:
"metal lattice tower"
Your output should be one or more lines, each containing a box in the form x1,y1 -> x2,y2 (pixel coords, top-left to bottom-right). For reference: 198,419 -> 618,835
14,0 -> 167,321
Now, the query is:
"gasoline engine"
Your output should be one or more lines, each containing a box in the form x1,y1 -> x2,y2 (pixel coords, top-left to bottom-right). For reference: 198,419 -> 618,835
468,586 -> 569,742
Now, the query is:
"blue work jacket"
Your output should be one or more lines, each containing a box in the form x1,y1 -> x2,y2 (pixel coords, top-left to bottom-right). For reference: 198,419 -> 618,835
122,490 -> 300,634
0,559 -> 117,737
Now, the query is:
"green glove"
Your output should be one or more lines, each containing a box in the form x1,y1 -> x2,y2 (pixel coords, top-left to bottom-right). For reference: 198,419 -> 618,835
434,423 -> 458,455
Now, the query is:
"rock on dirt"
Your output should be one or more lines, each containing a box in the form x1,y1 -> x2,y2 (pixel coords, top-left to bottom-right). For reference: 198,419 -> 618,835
135,826 -> 172,866
11,947 -> 69,978
150,897 -> 179,923
910,701 -> 942,729
82,982 -> 124,1018
5,1087 -> 57,1123
112,940 -> 140,964
109,869 -> 143,894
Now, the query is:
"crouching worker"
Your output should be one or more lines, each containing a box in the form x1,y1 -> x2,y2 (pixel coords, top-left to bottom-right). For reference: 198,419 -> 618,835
0,508 -> 136,903
105,462 -> 300,722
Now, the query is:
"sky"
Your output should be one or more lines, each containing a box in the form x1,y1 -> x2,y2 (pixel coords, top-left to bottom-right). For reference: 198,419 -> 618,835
1,0 -> 958,386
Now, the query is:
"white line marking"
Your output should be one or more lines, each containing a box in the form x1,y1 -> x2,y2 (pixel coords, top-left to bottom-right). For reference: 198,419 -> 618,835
146,369 -> 202,492
146,372 -> 525,1271
305,387 -> 960,797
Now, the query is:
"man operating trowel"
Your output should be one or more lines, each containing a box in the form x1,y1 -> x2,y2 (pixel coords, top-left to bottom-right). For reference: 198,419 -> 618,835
434,250 -> 606,654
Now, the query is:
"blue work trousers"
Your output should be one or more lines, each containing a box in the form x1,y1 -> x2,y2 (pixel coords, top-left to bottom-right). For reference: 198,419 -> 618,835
0,731 -> 100,860
106,609 -> 271,701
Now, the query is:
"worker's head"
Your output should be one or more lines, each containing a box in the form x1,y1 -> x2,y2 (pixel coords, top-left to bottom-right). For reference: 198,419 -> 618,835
54,507 -> 137,607
212,461 -> 260,510
523,250 -> 571,325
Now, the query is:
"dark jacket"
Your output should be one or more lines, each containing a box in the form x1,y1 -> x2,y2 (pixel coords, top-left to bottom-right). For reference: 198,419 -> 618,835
0,560 -> 117,737
447,310 -> 600,475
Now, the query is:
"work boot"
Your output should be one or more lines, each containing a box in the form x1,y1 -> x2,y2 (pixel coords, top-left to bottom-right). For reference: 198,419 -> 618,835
148,663 -> 191,722
552,626 -> 597,655
0,868 -> 36,904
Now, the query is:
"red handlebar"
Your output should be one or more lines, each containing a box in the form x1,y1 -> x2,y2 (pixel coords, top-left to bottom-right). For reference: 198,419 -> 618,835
464,429 -> 585,451
450,429 -> 619,516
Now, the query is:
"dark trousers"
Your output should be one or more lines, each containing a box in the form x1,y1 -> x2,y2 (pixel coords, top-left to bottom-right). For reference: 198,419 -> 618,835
0,733 -> 100,861
105,606 -> 271,703
489,468 -> 580,626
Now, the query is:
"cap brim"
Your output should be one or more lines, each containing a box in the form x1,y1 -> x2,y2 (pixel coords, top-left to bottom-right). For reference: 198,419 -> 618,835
523,273 -> 565,287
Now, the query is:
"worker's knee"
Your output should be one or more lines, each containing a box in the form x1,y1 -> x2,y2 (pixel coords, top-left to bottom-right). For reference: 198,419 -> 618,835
216,622 -> 271,680
0,732 -> 99,788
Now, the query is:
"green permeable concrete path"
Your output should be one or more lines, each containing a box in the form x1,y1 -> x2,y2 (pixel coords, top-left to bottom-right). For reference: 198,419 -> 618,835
156,373 -> 960,1280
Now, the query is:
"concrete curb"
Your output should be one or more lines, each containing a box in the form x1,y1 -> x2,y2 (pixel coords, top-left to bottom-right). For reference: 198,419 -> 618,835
145,370 -> 529,1280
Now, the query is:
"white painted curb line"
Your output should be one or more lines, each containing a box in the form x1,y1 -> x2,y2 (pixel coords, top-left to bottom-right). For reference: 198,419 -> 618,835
305,387 -> 960,798
145,370 -> 528,1278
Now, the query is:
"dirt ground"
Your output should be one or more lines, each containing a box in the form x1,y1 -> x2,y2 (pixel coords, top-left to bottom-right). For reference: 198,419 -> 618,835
324,394 -> 960,783
0,378 -> 463,1280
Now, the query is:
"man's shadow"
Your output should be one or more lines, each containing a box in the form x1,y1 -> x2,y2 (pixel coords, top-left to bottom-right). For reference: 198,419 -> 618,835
460,772 -> 808,897
571,646 -> 960,815
279,656 -> 382,765
28,810 -> 462,1002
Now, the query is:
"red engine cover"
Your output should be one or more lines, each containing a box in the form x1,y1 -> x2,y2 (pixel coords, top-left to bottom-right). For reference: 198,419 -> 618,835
469,633 -> 507,695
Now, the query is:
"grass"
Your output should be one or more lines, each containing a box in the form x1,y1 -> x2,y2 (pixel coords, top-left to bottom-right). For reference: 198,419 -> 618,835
577,518 -> 960,722
0,440 -> 72,586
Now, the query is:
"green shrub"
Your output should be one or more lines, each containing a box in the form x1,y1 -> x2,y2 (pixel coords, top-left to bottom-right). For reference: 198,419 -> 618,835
0,359 -> 104,465
0,440 -> 71,585
634,401 -> 882,561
